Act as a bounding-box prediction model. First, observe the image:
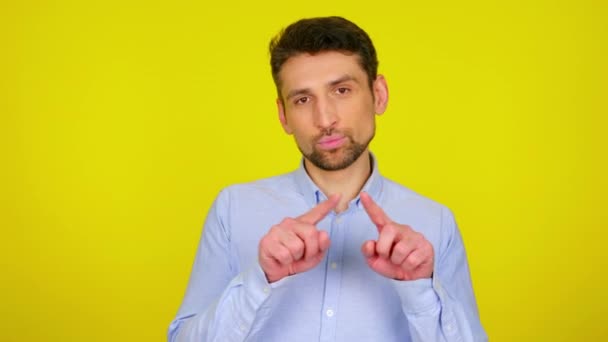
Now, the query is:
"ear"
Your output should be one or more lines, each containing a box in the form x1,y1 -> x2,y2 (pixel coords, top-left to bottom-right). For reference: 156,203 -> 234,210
373,75 -> 389,115
276,98 -> 293,134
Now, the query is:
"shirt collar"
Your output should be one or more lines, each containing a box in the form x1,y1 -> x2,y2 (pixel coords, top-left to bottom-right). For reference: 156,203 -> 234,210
293,152 -> 384,209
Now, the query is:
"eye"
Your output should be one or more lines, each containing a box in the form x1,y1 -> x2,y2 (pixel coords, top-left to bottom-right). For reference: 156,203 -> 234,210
295,97 -> 310,105
336,87 -> 350,95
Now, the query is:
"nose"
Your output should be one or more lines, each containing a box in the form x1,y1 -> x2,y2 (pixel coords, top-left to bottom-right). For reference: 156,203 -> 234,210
313,95 -> 338,130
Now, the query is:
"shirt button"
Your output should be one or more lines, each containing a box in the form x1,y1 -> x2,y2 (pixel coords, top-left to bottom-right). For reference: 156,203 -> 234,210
445,324 -> 453,332
330,262 -> 337,269
263,287 -> 269,294
240,324 -> 246,332
326,309 -> 334,317
335,217 -> 343,224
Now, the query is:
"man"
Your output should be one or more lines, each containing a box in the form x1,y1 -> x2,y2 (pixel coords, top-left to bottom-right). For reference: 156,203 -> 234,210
168,16 -> 486,341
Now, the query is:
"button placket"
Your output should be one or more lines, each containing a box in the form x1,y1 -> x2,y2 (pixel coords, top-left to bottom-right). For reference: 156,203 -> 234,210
319,214 -> 346,341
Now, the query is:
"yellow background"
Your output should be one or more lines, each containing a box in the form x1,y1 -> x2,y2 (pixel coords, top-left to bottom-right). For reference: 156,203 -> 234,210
2,1 -> 606,341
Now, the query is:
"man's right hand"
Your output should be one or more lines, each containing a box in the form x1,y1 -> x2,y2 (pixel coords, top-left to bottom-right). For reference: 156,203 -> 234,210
258,194 -> 340,283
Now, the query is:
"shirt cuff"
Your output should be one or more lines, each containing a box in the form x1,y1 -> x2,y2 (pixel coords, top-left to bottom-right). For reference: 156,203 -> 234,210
392,278 -> 440,315
241,262 -> 274,309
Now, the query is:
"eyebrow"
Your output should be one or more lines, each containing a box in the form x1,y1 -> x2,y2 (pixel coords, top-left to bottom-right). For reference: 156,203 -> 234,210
285,74 -> 358,100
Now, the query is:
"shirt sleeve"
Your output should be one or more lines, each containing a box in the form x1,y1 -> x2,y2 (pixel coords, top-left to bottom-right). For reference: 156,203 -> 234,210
392,207 -> 488,342
167,189 -> 273,342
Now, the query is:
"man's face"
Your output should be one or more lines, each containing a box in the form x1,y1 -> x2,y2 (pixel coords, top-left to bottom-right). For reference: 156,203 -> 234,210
276,51 -> 388,171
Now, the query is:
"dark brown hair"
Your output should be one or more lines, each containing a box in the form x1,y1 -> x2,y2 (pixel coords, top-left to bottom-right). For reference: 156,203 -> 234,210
269,16 -> 378,97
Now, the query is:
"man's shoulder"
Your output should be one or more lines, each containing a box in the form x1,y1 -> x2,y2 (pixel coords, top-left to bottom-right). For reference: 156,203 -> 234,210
210,171 -> 307,224
219,171 -> 300,201
379,177 -> 455,244
380,176 -> 450,215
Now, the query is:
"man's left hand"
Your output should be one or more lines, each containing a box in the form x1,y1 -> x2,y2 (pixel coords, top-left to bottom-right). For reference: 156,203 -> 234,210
360,192 -> 434,281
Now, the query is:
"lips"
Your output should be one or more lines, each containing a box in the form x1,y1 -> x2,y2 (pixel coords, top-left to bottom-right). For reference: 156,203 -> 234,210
317,134 -> 346,150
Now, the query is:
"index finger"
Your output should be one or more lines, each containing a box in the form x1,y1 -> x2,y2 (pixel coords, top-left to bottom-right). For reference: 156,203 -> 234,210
298,193 -> 341,225
360,191 -> 391,230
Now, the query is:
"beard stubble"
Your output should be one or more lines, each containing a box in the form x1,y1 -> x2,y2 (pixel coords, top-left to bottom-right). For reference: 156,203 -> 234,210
300,127 -> 375,171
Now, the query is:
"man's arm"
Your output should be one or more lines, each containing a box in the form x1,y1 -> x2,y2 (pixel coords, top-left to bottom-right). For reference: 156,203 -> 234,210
168,190 -> 340,341
392,208 -> 487,341
167,189 -> 273,342
360,192 -> 487,342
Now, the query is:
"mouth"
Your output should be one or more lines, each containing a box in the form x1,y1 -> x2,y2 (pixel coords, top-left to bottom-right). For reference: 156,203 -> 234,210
317,135 -> 346,150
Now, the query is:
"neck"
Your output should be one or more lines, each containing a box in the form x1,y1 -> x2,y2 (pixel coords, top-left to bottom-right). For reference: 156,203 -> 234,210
304,151 -> 372,213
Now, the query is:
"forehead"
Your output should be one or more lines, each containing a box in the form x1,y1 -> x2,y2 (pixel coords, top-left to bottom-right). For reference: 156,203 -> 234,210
278,51 -> 366,94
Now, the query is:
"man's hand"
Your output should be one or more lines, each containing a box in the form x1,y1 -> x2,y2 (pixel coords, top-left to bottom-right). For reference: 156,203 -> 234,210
360,192 -> 434,281
259,194 -> 340,283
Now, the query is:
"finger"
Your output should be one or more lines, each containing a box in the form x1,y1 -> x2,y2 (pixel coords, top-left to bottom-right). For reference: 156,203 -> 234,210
390,240 -> 416,265
259,234 -> 282,278
375,224 -> 400,259
361,240 -> 376,258
269,244 -> 295,266
291,248 -> 328,275
292,223 -> 319,260
318,230 -> 331,252
364,251 -> 403,280
402,248 -> 427,272
360,192 -> 391,230
280,231 -> 306,261
297,193 -> 341,225
403,240 -> 434,272
259,246 -> 282,270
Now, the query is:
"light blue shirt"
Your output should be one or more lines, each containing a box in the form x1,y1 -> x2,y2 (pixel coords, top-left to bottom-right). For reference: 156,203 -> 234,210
168,156 -> 487,341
